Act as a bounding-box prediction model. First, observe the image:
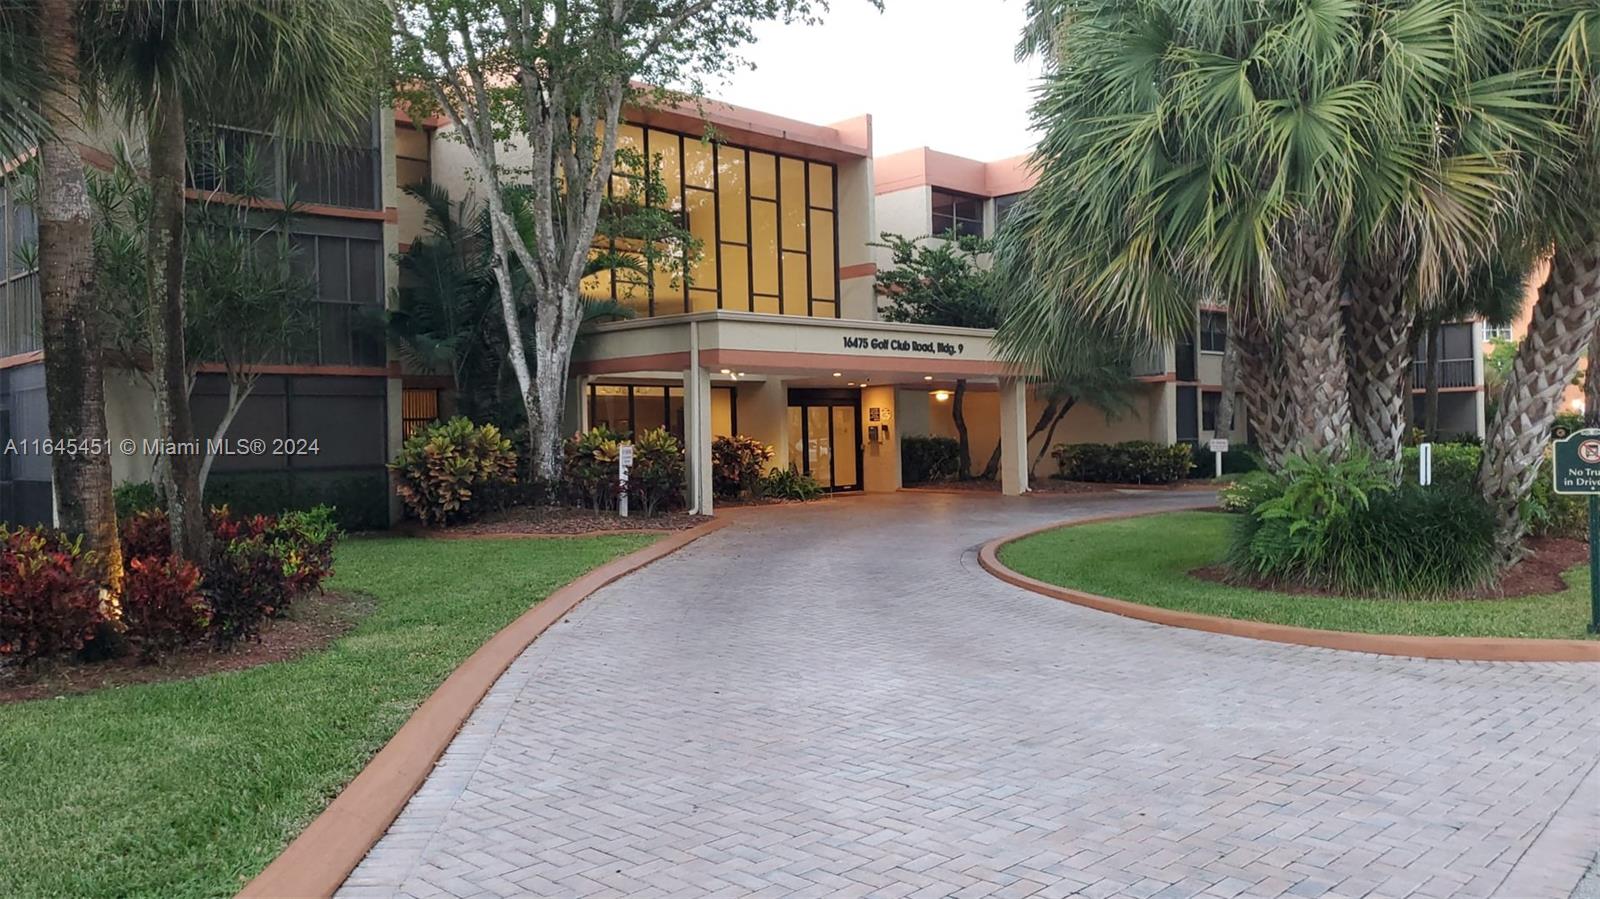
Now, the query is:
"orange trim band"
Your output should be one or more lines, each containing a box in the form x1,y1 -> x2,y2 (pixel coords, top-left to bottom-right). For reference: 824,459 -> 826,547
183,189 -> 398,223
839,262 -> 877,280
238,518 -> 731,899
979,510 -> 1600,663
0,350 -> 43,370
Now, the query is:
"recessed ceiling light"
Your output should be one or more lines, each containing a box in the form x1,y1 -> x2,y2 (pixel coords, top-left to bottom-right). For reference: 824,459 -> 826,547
719,369 -> 731,375
832,372 -> 842,377
923,375 -> 933,381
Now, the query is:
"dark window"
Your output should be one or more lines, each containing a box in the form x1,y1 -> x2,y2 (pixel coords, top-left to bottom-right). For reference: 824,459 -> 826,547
188,119 -> 378,210
994,192 -> 1025,229
1200,310 -> 1227,354
931,190 -> 984,238
1177,386 -> 1199,442
1202,391 -> 1220,432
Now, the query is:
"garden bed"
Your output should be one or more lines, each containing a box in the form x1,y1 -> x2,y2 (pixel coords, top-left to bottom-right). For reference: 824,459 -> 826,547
0,590 -> 370,704
998,511 -> 1596,640
0,533 -> 655,899
408,506 -> 709,536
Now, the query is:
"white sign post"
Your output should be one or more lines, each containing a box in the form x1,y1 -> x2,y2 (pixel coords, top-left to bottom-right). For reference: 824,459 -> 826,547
1208,438 -> 1229,479
617,443 -> 635,518
1418,442 -> 1433,487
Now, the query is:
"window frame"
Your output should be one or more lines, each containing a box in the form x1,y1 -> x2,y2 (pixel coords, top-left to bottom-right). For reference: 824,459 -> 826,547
1199,310 -> 1228,355
930,189 -> 985,239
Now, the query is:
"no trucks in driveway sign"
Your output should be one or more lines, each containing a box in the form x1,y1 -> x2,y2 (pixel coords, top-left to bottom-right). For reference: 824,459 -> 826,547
1552,427 -> 1600,633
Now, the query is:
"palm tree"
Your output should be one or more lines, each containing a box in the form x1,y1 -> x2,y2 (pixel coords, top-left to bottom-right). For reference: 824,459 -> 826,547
74,0 -> 386,563
26,0 -> 123,590
1586,323 -> 1599,429
999,0 -> 1525,467
1475,0 -> 1600,562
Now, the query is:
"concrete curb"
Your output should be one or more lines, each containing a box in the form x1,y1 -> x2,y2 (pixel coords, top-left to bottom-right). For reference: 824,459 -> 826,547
237,517 -> 731,899
978,508 -> 1600,663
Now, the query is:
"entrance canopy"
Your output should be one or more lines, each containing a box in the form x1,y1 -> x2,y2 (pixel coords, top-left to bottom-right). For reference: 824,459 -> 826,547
571,312 -> 1035,512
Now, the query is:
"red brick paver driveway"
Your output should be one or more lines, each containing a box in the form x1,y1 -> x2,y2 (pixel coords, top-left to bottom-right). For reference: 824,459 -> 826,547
341,492 -> 1600,899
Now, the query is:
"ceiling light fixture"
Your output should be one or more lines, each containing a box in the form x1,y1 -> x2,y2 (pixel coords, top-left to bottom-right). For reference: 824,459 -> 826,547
832,372 -> 842,377
923,375 -> 934,381
932,389 -> 952,402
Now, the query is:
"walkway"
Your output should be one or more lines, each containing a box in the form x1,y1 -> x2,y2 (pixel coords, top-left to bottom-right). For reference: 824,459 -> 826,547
341,492 -> 1600,899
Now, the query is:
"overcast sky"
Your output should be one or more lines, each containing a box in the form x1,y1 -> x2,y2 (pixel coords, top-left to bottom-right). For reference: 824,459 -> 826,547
710,0 -> 1044,161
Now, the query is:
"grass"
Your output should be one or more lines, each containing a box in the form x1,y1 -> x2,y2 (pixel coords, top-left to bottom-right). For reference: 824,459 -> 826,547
999,511 -> 1595,640
0,533 -> 655,899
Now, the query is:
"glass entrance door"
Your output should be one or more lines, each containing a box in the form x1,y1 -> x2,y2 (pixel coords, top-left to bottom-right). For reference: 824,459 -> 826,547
786,389 -> 862,492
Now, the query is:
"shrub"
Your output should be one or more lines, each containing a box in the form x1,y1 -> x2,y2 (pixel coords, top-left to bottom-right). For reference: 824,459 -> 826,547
121,554 -> 210,661
712,435 -> 774,499
271,506 -> 341,594
1528,456 -> 1588,539
0,526 -> 111,666
120,509 -> 174,560
1226,450 -> 1496,596
1400,442 -> 1481,489
1053,441 -> 1194,484
390,417 -> 518,526
1188,444 -> 1261,478
901,435 -> 962,484
203,535 -> 292,647
1553,411 -> 1585,436
564,426 -> 622,510
626,428 -> 686,517
1217,471 -> 1276,513
761,465 -> 825,501
114,481 -> 163,519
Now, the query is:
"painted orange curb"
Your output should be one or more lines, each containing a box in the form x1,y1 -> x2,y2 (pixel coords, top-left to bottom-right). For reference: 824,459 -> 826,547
979,509 -> 1600,664
237,517 -> 731,899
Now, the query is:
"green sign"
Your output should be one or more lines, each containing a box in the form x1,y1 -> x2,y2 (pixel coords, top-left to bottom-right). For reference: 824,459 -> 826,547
1553,428 -> 1600,495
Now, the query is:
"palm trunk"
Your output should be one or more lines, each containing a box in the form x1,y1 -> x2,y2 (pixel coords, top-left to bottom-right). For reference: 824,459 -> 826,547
36,0 -> 122,592
1274,216 -> 1352,459
1346,257 -> 1412,468
146,94 -> 209,564
1478,237 -> 1600,564
1585,321 -> 1598,430
1423,323 -> 1442,441
1233,305 -> 1291,469
952,378 -> 971,479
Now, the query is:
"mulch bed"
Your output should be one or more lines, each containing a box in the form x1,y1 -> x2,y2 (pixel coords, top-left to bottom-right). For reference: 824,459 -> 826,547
1190,537 -> 1590,601
413,506 -> 710,538
0,590 -> 371,705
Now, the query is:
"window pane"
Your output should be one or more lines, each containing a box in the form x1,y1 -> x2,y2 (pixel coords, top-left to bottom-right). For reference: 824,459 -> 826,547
651,263 -> 686,315
667,389 -> 685,439
808,162 -> 833,209
931,211 -> 954,236
721,244 -> 750,311
809,210 -> 835,300
397,157 -> 429,191
780,157 -> 806,251
614,124 -> 644,177
318,303 -> 351,364
717,148 -> 747,244
689,288 -> 718,312
685,189 -> 717,289
782,252 -> 808,316
749,152 -> 776,199
683,138 -> 713,189
317,237 -> 349,301
349,240 -> 379,304
811,300 -> 836,319
753,294 -> 780,314
633,386 -> 666,433
751,200 -> 779,294
615,265 -> 651,317
648,130 -> 682,208
592,385 -> 629,433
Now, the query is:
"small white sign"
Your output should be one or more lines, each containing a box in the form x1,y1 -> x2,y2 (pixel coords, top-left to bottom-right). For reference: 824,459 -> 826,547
617,443 -> 634,518
618,444 -> 635,468
1419,442 -> 1433,487
1208,438 -> 1229,454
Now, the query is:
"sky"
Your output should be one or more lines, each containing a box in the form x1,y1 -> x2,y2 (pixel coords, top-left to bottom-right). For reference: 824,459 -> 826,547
710,0 -> 1044,162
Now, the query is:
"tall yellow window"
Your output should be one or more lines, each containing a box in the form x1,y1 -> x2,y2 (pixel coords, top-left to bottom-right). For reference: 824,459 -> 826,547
579,124 -> 840,318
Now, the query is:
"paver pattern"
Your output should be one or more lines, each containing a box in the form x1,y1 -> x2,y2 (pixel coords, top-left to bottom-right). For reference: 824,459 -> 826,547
342,492 -> 1600,899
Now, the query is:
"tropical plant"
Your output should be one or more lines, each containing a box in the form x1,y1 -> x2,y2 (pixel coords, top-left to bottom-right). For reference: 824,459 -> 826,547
761,465 -> 825,502
563,427 -> 623,511
390,417 -> 519,526
113,481 -> 163,520
1001,0 -> 1530,469
390,0 -> 865,481
711,435 -> 774,499
119,553 -> 210,661
625,427 -> 686,517
1051,441 -> 1193,485
0,524 -> 112,666
900,435 -> 961,485
1217,471 -> 1276,514
15,0 -> 125,594
874,230 -> 999,478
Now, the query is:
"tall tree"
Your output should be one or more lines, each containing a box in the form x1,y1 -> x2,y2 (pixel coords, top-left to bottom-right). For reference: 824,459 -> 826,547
874,231 -> 999,479
29,0 -> 123,590
390,0 -> 868,480
999,0 -> 1526,466
1586,323 -> 1599,429
1476,0 -> 1600,562
76,0 -> 386,562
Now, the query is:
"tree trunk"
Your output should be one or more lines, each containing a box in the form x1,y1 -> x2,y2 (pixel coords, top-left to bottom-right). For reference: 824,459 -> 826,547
1477,237 -> 1600,564
146,94 -> 209,564
952,378 -> 971,479
1215,321 -> 1238,443
1032,398 -> 1074,473
1585,321 -> 1599,429
1232,305 -> 1291,469
980,441 -> 1001,480
198,377 -> 248,493
528,328 -> 571,482
1423,323 -> 1442,441
35,0 -> 122,592
1274,216 -> 1352,459
1346,257 -> 1412,468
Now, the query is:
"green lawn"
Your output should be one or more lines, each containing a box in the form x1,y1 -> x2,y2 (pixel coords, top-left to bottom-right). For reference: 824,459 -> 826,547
0,534 -> 655,899
999,511 -> 1595,640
